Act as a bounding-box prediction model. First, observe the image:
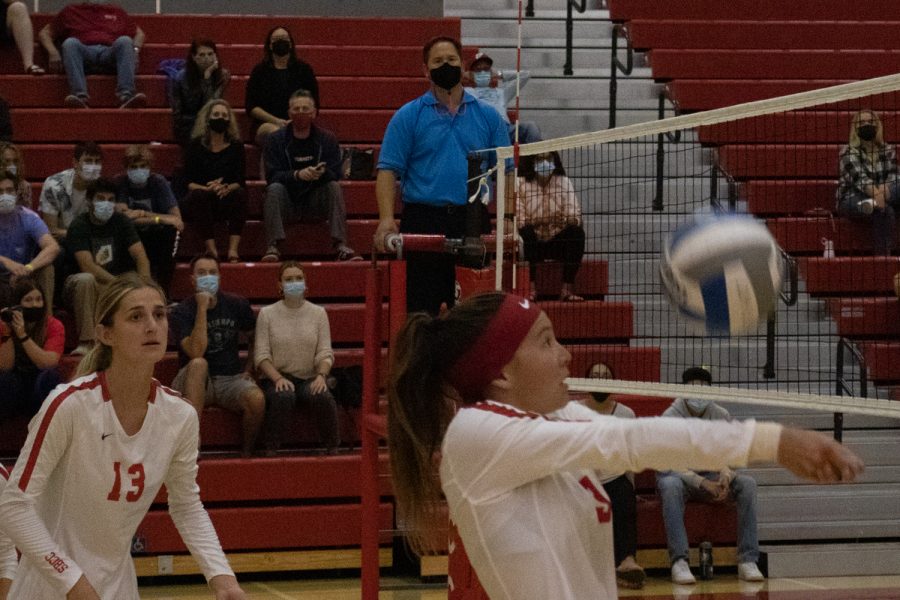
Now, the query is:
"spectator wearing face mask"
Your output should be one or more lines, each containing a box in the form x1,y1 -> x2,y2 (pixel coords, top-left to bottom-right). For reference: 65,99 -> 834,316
581,362 -> 645,589
464,51 -> 542,144
261,89 -> 357,262
245,26 -> 319,149
0,277 -> 64,423
837,109 -> 900,254
0,170 -> 59,311
254,261 -> 338,455
171,38 -> 230,146
181,99 -> 247,263
0,142 -> 31,208
517,151 -> 585,302
63,177 -> 150,355
39,141 -> 104,242
114,144 -> 183,294
656,366 -> 765,585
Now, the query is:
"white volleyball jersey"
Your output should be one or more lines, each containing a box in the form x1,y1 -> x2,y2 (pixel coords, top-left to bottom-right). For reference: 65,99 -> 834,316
0,372 -> 233,599
0,465 -> 17,581
440,400 -> 764,600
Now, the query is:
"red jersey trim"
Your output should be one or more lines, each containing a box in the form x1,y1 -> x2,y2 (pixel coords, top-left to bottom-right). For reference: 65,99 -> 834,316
470,401 -> 545,420
18,377 -> 101,492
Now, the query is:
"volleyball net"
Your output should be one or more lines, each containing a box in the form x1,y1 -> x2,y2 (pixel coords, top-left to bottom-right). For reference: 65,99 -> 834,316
487,72 -> 900,412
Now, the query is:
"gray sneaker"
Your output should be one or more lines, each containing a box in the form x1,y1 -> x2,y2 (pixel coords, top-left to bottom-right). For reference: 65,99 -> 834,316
119,92 -> 147,109
64,94 -> 89,109
858,197 -> 875,215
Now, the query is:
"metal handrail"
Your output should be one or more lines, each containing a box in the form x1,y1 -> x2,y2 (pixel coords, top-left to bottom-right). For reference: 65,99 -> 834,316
608,24 -> 633,128
779,249 -> 798,307
653,92 -> 680,211
564,0 -> 589,76
835,337 -> 869,442
761,246 -> 799,378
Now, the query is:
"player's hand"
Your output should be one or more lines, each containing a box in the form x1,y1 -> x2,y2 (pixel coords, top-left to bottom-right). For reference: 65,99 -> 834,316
777,428 -> 864,483
373,218 -> 399,253
209,574 -> 248,599
66,575 -> 101,599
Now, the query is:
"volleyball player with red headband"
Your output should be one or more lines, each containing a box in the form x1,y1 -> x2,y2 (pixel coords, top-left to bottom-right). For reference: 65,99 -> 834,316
388,291 -> 864,599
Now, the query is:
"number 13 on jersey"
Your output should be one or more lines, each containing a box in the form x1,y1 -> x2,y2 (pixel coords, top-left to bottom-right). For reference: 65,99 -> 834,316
107,461 -> 145,502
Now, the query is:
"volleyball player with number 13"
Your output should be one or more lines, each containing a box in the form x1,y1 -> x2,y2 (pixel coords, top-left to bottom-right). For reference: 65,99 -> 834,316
0,273 -> 247,599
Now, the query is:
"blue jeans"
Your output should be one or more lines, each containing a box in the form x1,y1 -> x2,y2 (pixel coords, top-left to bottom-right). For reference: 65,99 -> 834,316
838,180 -> 900,255
61,35 -> 136,99
657,471 -> 760,565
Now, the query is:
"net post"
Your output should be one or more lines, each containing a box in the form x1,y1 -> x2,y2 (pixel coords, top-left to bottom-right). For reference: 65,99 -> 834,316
495,149 -> 507,291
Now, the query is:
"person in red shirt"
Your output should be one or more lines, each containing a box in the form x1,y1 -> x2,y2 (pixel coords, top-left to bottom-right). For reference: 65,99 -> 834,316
37,1 -> 146,109
0,277 -> 64,423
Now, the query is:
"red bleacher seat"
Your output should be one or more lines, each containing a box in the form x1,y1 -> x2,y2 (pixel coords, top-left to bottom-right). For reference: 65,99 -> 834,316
742,180 -> 837,215
767,217 -> 883,254
669,80 -> 849,112
718,145 -> 836,179
857,341 -> 900,382
649,50 -> 900,81
799,257 -> 899,295
826,297 -> 900,338
699,111 -> 900,145
608,0 -> 900,21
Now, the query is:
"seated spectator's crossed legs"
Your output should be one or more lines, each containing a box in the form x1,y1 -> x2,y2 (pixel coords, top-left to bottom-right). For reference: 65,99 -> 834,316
61,35 -> 137,103
63,272 -> 101,352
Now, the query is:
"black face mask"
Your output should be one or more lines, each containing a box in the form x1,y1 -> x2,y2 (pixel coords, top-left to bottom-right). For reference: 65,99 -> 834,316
271,39 -> 292,57
21,306 -> 44,323
430,62 -> 461,92
858,124 -> 877,142
590,391 -> 610,403
208,118 -> 229,134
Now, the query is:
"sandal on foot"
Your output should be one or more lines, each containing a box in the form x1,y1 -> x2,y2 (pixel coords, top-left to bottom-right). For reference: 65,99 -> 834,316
227,254 -> 241,264
25,64 -> 45,75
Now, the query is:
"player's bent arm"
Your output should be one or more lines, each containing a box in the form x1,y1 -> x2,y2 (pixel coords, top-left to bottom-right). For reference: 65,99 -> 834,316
164,414 -> 235,583
0,397 -> 86,595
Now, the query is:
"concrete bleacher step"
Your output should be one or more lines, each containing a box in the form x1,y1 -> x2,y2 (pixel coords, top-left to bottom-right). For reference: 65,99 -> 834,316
520,108 -> 666,137
761,542 -> 900,578
462,17 -> 614,47
445,7 -> 610,20
522,78 -> 663,109
557,142 -> 711,178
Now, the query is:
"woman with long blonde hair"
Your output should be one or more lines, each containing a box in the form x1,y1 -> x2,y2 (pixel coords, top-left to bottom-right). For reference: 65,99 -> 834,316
389,291 -> 864,599
0,273 -> 247,600
837,109 -> 900,253
182,99 -> 247,262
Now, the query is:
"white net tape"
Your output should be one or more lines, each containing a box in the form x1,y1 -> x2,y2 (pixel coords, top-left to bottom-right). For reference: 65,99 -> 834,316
566,379 -> 900,419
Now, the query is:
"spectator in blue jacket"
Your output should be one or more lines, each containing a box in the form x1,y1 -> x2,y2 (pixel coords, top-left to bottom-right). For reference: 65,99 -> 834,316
465,52 -> 542,144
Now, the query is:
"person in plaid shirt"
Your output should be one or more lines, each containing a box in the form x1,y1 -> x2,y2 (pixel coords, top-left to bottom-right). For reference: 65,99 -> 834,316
837,109 -> 900,254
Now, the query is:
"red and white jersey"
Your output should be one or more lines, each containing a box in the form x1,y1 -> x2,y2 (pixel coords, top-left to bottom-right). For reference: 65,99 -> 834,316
0,372 -> 233,599
0,465 -> 16,581
440,400 -> 773,600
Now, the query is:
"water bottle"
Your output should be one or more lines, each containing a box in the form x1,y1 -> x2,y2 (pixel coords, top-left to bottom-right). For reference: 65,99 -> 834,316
822,238 -> 835,259
699,541 -> 714,580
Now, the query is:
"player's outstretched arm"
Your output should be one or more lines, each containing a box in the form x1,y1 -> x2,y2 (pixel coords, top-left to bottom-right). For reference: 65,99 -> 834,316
65,575 -> 100,600
777,428 -> 864,483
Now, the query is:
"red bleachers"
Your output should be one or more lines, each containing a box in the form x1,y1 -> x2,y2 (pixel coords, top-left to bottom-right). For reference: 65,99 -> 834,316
699,111 -> 900,145
608,0 -> 900,21
799,257 -> 899,295
718,145 -> 836,179
856,342 -> 900,382
767,217 -> 881,255
668,80 -> 849,112
826,297 -> 900,338
629,20 -> 900,51
742,180 -> 836,215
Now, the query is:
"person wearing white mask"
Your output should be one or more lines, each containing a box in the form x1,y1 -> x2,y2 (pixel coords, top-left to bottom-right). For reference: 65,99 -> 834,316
656,366 -> 766,585
39,141 -> 105,242
170,253 -> 265,457
63,178 -> 149,355
254,261 -> 338,455
464,52 -> 542,144
517,151 -> 586,302
114,144 -> 182,294
0,171 -> 60,311
0,142 -> 32,208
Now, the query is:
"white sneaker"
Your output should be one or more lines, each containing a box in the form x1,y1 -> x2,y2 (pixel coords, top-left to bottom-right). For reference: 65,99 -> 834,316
738,561 -> 765,581
858,197 -> 875,215
671,558 -> 696,585
71,342 -> 94,356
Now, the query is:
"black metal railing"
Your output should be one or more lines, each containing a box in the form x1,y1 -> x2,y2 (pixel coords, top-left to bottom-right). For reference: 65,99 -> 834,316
608,24 -> 633,128
653,92 -> 680,211
835,338 -> 869,442
564,0 -> 589,76
762,251 -> 799,378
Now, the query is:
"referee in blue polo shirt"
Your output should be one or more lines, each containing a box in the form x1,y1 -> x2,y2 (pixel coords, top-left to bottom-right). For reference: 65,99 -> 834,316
374,36 -> 513,315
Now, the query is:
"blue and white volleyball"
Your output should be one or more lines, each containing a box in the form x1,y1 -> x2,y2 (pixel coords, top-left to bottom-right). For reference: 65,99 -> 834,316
660,213 -> 784,336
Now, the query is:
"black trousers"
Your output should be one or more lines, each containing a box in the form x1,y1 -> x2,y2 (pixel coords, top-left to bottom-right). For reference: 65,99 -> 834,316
519,223 -> 586,284
135,223 -> 177,295
399,202 -> 468,316
603,473 -> 639,566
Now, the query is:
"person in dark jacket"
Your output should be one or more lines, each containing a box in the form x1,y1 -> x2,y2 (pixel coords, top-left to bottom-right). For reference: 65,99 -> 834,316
261,90 -> 356,262
245,26 -> 319,148
171,38 -> 230,146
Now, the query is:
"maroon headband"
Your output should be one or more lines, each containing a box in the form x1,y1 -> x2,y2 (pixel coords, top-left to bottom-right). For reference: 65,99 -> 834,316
446,294 -> 542,400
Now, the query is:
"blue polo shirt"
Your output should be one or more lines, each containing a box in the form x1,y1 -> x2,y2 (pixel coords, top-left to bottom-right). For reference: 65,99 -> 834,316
0,207 -> 48,272
377,89 -> 511,206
